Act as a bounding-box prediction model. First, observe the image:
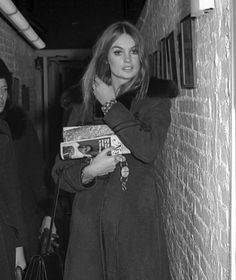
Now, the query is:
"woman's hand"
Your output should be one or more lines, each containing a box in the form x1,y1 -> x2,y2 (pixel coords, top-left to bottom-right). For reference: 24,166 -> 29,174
15,246 -> 26,270
92,76 -> 116,105
83,147 -> 119,179
40,216 -> 57,234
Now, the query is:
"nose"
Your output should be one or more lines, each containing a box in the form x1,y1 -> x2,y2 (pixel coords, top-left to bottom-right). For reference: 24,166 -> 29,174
124,52 -> 131,63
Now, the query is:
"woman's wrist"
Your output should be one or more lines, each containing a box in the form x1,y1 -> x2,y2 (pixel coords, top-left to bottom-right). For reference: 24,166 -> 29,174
101,99 -> 117,115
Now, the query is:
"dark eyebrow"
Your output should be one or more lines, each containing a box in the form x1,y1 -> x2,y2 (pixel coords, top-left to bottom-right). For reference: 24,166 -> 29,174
111,46 -> 122,49
111,45 -> 136,50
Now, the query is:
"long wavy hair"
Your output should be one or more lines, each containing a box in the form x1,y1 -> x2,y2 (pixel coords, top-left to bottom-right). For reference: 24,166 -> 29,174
81,21 -> 150,118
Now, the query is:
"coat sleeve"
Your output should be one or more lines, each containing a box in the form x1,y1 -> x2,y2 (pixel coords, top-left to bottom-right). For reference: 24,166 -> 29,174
25,121 -> 48,210
52,155 -> 95,193
51,100 -> 96,193
104,98 -> 171,163
0,120 -> 27,247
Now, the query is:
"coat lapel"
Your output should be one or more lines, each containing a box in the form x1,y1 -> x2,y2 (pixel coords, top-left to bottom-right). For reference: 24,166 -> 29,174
116,89 -> 138,110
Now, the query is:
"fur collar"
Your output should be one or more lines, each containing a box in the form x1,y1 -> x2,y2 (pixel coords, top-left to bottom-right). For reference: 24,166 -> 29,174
0,106 -> 28,140
117,77 -> 179,110
64,77 -> 179,111
146,77 -> 179,98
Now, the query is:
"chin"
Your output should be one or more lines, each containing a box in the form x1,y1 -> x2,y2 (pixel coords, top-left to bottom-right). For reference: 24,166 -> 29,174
120,73 -> 137,80
112,71 -> 138,84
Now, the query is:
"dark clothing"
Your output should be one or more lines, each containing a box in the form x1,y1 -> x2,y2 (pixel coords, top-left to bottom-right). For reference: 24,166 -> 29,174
60,84 -> 83,127
0,119 -> 26,280
53,77 -> 179,280
1,106 -> 47,261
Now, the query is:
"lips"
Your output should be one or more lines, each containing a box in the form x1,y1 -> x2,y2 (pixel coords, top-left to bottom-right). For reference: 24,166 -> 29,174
122,66 -> 133,72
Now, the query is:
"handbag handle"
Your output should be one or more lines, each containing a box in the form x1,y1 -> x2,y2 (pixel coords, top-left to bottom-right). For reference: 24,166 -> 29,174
45,169 -> 63,253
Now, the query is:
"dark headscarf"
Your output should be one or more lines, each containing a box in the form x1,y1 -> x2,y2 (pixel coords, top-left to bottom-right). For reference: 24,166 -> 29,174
0,58 -> 12,90
0,59 -> 13,115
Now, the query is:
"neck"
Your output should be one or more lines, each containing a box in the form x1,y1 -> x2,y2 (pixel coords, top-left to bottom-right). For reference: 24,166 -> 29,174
111,75 -> 129,96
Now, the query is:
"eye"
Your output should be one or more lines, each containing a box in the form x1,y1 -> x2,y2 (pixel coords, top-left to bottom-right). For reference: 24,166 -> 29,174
113,50 -> 122,56
131,48 -> 138,55
0,87 -> 8,95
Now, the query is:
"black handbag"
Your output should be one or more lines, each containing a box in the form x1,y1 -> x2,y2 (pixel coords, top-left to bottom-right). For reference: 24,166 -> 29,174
24,173 -> 64,280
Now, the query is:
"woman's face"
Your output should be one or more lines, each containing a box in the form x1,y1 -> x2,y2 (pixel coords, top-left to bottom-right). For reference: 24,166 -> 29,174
107,33 -> 140,87
0,78 -> 8,113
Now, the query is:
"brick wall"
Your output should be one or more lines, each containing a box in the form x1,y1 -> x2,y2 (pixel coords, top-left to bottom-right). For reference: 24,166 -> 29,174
139,0 -> 231,279
0,17 -> 37,119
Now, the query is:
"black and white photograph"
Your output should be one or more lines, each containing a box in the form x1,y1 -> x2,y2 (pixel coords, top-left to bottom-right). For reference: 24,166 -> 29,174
0,1 -> 234,280
166,31 -> 179,86
180,15 -> 196,88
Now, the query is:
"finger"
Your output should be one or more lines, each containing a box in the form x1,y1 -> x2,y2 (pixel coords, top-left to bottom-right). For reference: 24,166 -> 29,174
92,83 -> 96,93
112,155 -> 119,163
115,155 -> 126,162
101,167 -> 116,175
95,76 -> 103,84
99,147 -> 113,155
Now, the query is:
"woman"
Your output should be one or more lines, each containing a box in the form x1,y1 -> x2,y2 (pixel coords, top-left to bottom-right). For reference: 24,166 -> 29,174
0,119 -> 26,279
52,21 -> 179,280
0,58 -> 49,262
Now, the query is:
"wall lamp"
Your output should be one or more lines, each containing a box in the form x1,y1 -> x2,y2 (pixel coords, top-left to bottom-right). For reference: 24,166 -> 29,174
0,0 -> 45,49
191,0 -> 215,18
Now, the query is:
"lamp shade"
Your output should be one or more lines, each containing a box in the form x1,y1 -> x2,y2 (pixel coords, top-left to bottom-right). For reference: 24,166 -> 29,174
191,0 -> 215,17
199,0 -> 215,10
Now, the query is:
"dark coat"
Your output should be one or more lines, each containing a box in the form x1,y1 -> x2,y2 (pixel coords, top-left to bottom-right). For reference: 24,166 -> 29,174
0,119 -> 26,280
60,84 -> 83,127
1,106 -> 47,261
53,77 -> 179,280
